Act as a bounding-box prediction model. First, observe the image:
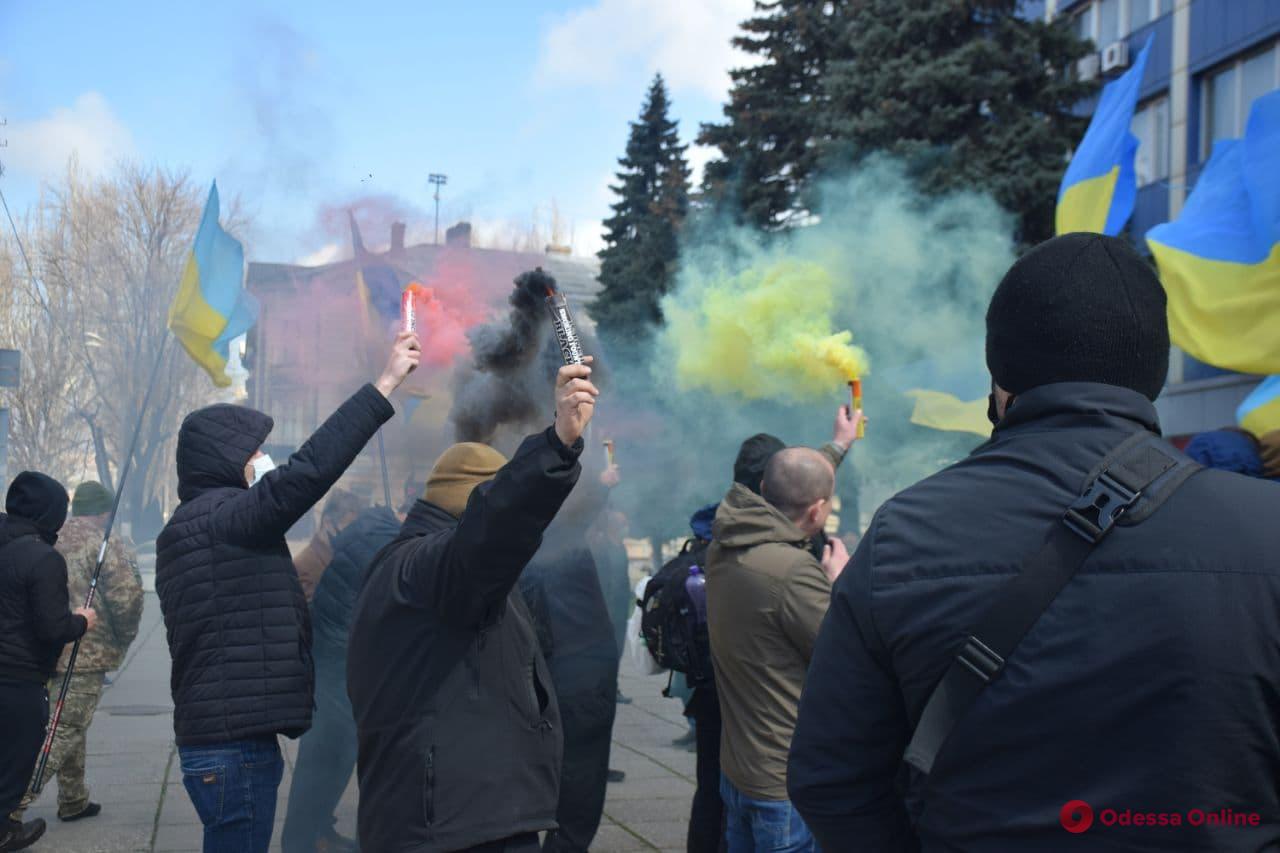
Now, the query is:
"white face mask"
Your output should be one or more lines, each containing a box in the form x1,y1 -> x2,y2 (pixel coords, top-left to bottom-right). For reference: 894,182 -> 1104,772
249,453 -> 276,486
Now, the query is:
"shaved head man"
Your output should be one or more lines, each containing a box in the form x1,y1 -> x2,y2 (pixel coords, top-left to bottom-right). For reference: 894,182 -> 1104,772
761,448 -> 835,538
706,445 -> 847,853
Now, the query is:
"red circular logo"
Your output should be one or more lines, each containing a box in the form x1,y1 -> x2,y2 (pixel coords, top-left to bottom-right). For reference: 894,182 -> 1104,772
1060,800 -> 1094,834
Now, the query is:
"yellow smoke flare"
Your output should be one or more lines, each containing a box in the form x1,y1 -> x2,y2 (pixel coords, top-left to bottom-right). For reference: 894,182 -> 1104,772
667,257 -> 869,400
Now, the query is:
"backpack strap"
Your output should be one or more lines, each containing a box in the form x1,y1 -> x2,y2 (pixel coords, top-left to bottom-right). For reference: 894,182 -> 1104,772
903,432 -> 1201,776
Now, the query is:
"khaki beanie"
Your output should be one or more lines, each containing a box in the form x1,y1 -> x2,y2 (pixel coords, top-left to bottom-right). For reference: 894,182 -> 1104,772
424,443 -> 508,518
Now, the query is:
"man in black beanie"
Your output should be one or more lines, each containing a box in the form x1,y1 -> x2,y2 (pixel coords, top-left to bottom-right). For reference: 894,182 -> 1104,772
790,233 -> 1280,851
0,472 -> 98,852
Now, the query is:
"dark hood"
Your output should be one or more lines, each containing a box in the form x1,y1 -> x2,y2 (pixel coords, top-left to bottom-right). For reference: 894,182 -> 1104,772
176,403 -> 274,501
5,471 -> 69,544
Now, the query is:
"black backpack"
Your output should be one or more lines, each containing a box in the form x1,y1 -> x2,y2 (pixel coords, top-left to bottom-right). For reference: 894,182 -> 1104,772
639,538 -> 714,688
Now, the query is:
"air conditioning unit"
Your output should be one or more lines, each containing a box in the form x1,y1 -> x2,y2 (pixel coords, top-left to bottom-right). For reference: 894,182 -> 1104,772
1102,40 -> 1131,73
1077,53 -> 1102,81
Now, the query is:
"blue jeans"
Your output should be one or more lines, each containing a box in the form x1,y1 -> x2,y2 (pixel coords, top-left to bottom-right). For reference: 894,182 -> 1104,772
178,738 -> 284,853
720,774 -> 817,853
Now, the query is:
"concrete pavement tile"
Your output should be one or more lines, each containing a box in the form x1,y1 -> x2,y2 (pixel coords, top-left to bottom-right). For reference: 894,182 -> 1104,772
605,776 -> 695,802
153,822 -> 204,850
592,821 -> 661,851
604,796 -> 695,824
616,819 -> 689,850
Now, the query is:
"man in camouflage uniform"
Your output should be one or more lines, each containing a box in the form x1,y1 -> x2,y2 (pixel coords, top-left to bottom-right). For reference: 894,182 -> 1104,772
10,482 -> 143,824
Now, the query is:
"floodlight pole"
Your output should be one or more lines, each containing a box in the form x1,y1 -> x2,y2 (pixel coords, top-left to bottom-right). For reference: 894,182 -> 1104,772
429,173 -> 447,245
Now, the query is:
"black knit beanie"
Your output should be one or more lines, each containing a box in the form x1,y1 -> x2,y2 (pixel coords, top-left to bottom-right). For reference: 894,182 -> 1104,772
986,233 -> 1169,401
734,433 -> 786,494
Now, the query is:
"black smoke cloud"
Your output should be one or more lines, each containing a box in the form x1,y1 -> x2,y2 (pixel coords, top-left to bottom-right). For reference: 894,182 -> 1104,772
449,268 -> 606,448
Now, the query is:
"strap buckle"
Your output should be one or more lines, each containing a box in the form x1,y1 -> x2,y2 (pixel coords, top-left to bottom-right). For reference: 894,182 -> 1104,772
956,635 -> 1004,683
1064,472 -> 1140,543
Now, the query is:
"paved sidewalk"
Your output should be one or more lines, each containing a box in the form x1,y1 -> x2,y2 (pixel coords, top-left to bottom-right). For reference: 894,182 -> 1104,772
21,591 -> 697,852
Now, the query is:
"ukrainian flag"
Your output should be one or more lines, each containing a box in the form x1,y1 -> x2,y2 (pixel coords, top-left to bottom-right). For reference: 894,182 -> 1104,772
1238,377 -> 1280,438
1055,37 -> 1153,236
349,211 -> 403,333
168,182 -> 258,387
1148,90 -> 1280,374
904,390 -> 991,438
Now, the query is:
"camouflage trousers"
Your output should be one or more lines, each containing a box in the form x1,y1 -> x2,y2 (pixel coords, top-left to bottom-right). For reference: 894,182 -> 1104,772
10,671 -> 105,821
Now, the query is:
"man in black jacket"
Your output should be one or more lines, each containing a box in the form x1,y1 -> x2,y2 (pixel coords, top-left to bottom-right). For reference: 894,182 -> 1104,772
281,502 -> 403,853
0,472 -> 97,852
348,359 -> 599,853
156,331 -> 418,853
788,233 -> 1280,851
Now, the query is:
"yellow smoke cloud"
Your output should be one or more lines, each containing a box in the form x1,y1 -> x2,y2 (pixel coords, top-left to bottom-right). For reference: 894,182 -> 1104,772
667,257 -> 869,400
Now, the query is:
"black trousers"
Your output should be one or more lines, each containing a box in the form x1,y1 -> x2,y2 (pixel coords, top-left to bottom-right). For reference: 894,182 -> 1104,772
280,661 -> 357,852
686,686 -> 726,853
0,678 -> 48,817
542,678 -> 617,853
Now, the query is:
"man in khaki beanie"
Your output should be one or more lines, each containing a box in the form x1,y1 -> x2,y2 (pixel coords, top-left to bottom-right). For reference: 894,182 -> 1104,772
348,360 -> 599,853
422,443 -> 510,517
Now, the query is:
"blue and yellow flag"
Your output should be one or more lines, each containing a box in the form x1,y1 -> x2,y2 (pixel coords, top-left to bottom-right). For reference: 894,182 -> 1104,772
1055,37 -> 1153,236
168,182 -> 258,387
349,211 -> 403,334
905,389 -> 991,438
1148,90 -> 1280,374
1237,376 -> 1280,438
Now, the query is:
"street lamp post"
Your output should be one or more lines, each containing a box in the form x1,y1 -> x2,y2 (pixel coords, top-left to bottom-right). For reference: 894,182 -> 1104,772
429,173 -> 447,244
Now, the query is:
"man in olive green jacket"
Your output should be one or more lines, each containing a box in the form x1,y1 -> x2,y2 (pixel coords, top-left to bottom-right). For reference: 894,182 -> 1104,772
706,448 -> 850,853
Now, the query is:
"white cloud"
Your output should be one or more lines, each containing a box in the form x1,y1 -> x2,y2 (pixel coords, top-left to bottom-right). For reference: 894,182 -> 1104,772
4,92 -> 135,181
536,0 -> 756,100
295,242 -> 344,267
685,143 -> 718,187
572,219 -> 606,258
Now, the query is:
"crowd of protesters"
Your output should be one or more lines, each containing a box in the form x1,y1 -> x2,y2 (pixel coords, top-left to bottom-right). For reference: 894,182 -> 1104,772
4,232 -> 1280,853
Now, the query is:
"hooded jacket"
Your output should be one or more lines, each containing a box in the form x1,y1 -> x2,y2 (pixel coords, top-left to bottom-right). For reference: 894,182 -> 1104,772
348,427 -> 581,853
155,384 -> 393,746
706,483 -> 833,801
0,473 -> 85,683
788,383 -> 1280,852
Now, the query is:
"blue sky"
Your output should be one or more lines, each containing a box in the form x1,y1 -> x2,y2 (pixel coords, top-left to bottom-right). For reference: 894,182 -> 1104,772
0,0 -> 753,262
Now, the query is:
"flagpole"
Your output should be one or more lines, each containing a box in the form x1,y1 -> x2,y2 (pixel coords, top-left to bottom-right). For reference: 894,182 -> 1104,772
376,428 -> 393,507
31,332 -> 170,795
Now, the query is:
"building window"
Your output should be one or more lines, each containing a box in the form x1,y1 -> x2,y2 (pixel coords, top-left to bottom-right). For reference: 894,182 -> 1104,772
1132,96 -> 1170,186
1073,4 -> 1095,44
1069,0 -> 1173,39
1203,42 -> 1280,156
1097,0 -> 1122,44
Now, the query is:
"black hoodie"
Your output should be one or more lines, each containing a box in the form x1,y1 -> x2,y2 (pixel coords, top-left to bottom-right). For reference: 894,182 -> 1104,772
155,384 -> 393,746
0,471 -> 84,683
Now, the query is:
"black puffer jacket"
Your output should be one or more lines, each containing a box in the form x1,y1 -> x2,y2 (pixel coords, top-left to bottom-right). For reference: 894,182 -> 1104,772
0,474 -> 84,683
311,505 -> 399,669
156,384 -> 393,746
789,383 -> 1280,852
348,426 -> 581,853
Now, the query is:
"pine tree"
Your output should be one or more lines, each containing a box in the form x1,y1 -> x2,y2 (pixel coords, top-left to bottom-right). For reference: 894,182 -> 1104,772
592,75 -> 691,345
820,0 -> 1097,245
698,1 -> 849,230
